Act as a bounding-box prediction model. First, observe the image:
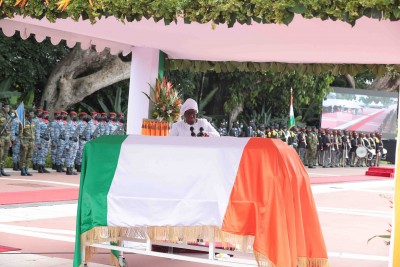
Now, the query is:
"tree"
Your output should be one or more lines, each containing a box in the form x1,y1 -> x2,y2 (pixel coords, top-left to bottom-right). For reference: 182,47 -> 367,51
0,32 -> 69,107
167,70 -> 334,128
40,44 -> 131,112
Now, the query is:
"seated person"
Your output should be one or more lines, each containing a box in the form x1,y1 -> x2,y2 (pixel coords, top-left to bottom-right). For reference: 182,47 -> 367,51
169,98 -> 220,137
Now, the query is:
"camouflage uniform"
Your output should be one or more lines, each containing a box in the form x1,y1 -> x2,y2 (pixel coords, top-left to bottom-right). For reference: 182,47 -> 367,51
56,112 -> 68,172
75,113 -> 91,172
306,128 -> 318,168
64,112 -> 79,175
107,113 -> 119,135
37,112 -> 51,173
11,113 -> 21,170
88,112 -> 100,139
20,113 -> 39,176
31,109 -> 43,170
50,112 -> 61,169
0,105 -> 12,176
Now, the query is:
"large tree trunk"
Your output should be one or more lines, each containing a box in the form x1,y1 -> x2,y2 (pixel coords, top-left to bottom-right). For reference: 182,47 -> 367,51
41,44 -> 131,113
228,102 -> 243,130
369,73 -> 400,92
344,74 -> 356,88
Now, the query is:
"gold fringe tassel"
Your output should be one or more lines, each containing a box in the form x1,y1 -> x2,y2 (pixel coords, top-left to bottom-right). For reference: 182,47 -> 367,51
81,226 -> 329,267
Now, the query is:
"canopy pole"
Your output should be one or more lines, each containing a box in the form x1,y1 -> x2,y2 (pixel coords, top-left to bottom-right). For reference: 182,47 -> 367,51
127,47 -> 160,135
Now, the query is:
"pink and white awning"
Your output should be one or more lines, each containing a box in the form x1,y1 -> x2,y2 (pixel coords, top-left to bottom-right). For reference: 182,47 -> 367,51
1,15 -> 399,64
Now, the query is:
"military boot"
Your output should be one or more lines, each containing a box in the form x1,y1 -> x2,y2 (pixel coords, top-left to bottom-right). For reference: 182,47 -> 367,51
52,163 -> 57,170
41,165 -> 50,173
0,166 -> 10,176
33,163 -> 38,170
76,165 -> 81,172
57,164 -> 62,173
21,167 -> 27,176
25,167 -> 33,176
66,167 -> 77,175
13,162 -> 18,171
38,165 -> 44,173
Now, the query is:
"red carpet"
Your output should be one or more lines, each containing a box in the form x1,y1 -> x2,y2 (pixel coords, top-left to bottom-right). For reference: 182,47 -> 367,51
0,188 -> 79,205
310,174 -> 392,185
0,245 -> 21,252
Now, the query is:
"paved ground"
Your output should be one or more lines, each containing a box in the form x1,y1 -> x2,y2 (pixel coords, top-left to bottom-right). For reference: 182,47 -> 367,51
0,165 -> 394,267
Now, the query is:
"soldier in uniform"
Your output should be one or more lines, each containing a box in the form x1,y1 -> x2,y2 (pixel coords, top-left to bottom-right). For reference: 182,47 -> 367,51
320,130 -> 331,168
75,112 -> 91,172
349,132 -> 358,167
19,110 -> 39,176
117,113 -> 126,134
217,120 -> 228,136
10,108 -> 21,171
108,112 -> 119,135
50,111 -> 61,169
64,111 -> 80,175
297,127 -> 307,165
32,108 -> 43,170
306,127 -> 318,168
330,130 -> 340,167
229,121 -> 241,137
0,103 -> 12,176
56,111 -> 68,172
37,111 -> 51,173
88,112 -> 100,139
256,124 -> 266,138
100,112 -> 109,135
374,133 -> 384,166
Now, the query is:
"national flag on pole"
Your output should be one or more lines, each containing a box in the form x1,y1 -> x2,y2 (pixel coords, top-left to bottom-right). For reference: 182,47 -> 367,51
74,136 -> 329,267
289,87 -> 295,129
16,102 -> 24,128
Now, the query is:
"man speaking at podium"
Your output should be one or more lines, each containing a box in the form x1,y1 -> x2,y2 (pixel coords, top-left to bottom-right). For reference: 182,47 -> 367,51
169,98 -> 220,137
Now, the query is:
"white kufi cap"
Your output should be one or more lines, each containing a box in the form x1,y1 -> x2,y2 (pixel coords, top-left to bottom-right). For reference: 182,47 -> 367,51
180,98 -> 198,116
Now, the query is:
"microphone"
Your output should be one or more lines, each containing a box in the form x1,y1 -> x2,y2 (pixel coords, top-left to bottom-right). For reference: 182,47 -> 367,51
190,126 -> 196,137
197,127 -> 204,137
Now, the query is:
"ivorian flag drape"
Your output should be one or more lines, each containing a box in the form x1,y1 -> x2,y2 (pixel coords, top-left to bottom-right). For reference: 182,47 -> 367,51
74,135 -> 329,267
289,88 -> 295,129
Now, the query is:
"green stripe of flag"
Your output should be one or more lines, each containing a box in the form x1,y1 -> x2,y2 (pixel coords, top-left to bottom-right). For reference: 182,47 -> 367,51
74,135 -> 128,267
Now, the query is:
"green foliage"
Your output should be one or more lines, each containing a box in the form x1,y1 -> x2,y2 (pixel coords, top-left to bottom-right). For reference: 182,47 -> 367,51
1,0 -> 399,27
166,60 -> 396,76
0,77 -> 20,101
167,69 -> 334,127
0,31 -> 70,106
77,80 -> 129,115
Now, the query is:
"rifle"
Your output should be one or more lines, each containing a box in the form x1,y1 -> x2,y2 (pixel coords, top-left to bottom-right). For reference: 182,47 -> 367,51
40,123 -> 51,141
69,123 -> 82,143
0,115 -> 12,135
112,124 -> 124,135
91,123 -> 102,139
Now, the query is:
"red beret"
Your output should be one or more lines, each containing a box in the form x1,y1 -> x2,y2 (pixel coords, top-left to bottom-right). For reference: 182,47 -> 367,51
54,111 -> 61,115
101,112 -> 107,116
61,111 -> 68,115
110,112 -> 116,116
80,112 -> 87,116
90,112 -> 97,115
42,111 -> 49,114
70,111 -> 77,116
118,113 -> 124,117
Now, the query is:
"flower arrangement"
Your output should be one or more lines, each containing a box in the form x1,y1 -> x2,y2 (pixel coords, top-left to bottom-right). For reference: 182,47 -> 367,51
143,77 -> 181,123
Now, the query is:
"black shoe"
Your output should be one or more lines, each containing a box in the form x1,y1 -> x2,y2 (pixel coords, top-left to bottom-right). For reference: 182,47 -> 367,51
76,165 -> 81,172
38,165 -> 44,173
13,163 -> 19,171
57,164 -> 62,173
0,167 -> 10,176
21,168 -> 27,176
25,168 -> 33,176
42,166 -> 50,173
52,163 -> 57,170
33,163 -> 38,170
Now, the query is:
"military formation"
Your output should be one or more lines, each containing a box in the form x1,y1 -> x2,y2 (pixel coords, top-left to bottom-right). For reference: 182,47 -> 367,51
0,103 -> 126,176
217,120 -> 386,168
